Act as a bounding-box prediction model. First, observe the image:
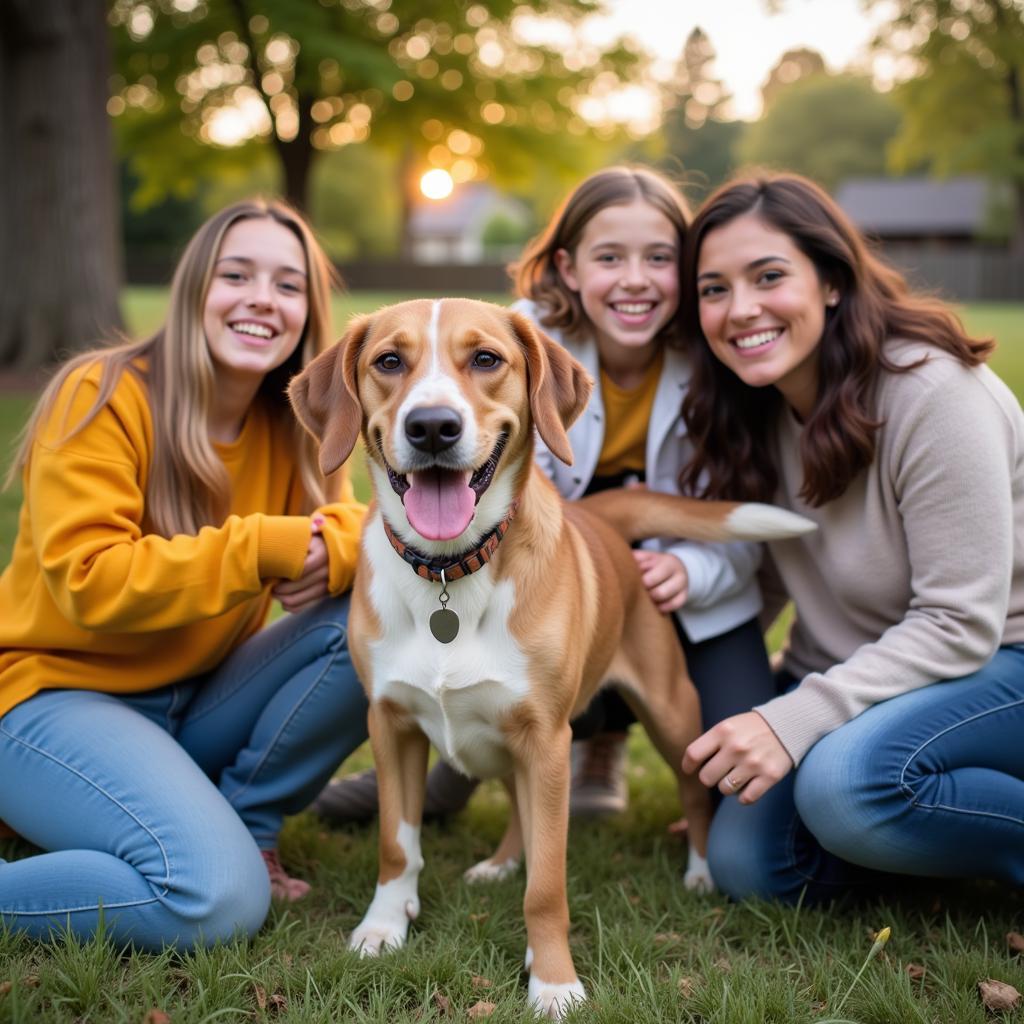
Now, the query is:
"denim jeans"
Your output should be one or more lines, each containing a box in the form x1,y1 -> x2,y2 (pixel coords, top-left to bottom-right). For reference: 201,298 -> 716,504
0,595 -> 369,950
707,644 -> 1024,902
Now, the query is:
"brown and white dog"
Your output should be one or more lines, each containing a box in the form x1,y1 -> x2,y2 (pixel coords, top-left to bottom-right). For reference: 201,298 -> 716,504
289,298 -> 813,1019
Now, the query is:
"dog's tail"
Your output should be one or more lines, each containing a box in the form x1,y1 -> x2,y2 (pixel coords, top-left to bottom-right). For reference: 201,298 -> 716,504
577,489 -> 816,543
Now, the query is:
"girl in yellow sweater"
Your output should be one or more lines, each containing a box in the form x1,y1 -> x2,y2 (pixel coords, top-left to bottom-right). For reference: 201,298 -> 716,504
0,198 -> 367,949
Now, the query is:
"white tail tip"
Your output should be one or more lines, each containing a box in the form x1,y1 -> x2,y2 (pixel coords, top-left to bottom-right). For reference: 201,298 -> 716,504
727,503 -> 817,539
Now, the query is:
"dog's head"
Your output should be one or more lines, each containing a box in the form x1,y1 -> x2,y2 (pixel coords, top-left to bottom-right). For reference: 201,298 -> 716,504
289,298 -> 591,547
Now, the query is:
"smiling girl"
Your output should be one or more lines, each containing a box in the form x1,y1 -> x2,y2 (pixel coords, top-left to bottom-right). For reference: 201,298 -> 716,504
680,172 -> 1024,900
0,198 -> 368,948
514,167 -> 777,814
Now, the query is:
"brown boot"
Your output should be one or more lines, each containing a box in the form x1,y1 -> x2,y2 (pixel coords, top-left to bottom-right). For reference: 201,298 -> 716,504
570,732 -> 628,817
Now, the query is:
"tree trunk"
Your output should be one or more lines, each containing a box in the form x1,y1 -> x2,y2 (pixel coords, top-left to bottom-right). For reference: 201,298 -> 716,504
398,143 -> 418,261
0,0 -> 123,371
277,133 -> 314,212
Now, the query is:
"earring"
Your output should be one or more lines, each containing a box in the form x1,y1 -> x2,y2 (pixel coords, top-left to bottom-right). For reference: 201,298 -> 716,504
826,295 -> 839,308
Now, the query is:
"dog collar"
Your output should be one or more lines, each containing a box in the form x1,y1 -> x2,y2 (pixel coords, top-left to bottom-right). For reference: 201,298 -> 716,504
381,499 -> 520,584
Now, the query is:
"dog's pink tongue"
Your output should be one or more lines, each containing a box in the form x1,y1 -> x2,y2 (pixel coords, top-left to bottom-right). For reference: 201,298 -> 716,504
404,468 -> 475,541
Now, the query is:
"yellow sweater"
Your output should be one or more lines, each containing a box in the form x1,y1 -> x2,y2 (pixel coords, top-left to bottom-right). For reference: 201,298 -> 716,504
0,364 -> 366,718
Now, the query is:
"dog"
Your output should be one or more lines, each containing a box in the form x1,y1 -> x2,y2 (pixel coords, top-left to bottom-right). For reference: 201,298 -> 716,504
289,298 -> 814,1019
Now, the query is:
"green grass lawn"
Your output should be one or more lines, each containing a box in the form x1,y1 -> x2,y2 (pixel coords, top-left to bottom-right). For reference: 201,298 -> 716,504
1,297 -> 1023,1022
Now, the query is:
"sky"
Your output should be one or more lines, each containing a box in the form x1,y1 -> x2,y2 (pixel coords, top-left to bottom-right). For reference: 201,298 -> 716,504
583,0 -> 892,121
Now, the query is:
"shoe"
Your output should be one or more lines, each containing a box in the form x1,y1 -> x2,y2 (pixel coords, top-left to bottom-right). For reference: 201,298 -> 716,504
569,732 -> 628,817
261,849 -> 311,902
311,760 -> 480,825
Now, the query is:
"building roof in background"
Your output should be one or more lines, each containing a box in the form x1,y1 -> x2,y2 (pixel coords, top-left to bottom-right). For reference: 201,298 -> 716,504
410,183 -> 524,237
835,176 -> 991,236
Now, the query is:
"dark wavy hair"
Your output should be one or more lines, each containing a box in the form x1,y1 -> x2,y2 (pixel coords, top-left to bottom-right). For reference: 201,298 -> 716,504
679,172 -> 994,506
511,165 -> 691,343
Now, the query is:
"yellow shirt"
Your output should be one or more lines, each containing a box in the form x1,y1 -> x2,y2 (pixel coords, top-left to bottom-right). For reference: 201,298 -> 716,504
595,350 -> 664,477
0,363 -> 365,718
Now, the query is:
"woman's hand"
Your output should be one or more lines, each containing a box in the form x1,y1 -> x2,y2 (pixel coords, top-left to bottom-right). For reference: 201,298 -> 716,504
272,516 -> 330,614
682,711 -> 794,804
633,549 -> 689,612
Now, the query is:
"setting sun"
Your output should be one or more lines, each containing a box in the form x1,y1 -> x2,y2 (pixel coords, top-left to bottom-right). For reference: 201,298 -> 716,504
420,168 -> 454,200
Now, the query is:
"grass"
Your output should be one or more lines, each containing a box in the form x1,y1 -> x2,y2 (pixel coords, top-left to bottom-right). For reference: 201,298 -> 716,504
1,295 -> 1023,1021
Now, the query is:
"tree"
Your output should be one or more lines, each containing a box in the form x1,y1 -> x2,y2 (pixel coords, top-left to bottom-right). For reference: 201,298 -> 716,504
0,0 -> 123,371
868,0 -> 1024,249
760,47 -> 826,109
736,73 -> 902,190
110,0 -> 643,253
658,28 -> 744,197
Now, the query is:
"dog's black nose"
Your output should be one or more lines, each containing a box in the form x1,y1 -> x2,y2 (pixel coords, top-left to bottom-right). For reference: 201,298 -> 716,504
405,405 -> 463,454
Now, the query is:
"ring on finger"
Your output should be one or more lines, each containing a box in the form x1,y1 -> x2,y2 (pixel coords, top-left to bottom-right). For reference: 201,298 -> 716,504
724,774 -> 743,792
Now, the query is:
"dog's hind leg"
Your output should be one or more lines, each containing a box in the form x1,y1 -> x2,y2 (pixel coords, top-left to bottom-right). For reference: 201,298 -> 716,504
349,699 -> 430,955
615,633 -> 715,894
464,775 -> 523,883
506,722 -> 586,1019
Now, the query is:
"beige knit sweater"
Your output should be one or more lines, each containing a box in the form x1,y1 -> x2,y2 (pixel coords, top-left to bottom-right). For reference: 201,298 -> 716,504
755,341 -> 1024,765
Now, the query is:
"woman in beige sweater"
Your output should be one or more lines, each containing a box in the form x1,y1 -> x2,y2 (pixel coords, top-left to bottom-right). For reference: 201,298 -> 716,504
678,172 -> 1024,901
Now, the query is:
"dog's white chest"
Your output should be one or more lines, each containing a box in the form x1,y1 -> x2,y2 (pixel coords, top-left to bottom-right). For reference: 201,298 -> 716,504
365,521 -> 530,779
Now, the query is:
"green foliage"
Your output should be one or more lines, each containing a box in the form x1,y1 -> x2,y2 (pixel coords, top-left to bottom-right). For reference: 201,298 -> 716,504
110,0 -> 643,217
870,0 -> 1024,241
655,28 -> 745,198
736,74 -> 902,190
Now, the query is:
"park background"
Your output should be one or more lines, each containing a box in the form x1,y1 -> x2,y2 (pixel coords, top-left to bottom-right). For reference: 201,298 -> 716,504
1,1 -> 1024,1021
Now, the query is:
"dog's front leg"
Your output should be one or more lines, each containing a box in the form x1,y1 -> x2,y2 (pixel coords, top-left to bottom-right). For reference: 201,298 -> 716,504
349,699 -> 429,956
514,724 -> 586,1019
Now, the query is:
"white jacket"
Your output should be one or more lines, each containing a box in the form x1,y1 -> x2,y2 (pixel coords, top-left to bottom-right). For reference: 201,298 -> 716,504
517,298 -> 763,643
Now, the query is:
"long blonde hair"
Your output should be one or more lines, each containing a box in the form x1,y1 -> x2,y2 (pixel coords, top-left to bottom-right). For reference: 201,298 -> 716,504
7,197 -> 339,537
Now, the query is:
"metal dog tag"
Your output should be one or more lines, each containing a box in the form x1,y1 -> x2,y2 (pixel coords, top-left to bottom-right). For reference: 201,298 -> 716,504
429,568 -> 459,643
429,607 -> 459,643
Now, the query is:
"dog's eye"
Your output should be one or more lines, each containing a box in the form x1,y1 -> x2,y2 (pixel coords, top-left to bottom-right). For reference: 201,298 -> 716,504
472,350 -> 501,369
374,352 -> 402,372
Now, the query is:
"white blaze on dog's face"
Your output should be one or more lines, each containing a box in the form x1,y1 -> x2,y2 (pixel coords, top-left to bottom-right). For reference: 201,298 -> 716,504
356,299 -> 533,546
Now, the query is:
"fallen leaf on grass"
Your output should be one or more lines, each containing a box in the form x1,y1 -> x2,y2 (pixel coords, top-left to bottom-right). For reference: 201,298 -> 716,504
677,977 -> 694,998
0,982 -> 10,997
979,978 -> 1021,1011
905,963 -> 926,981
253,984 -> 267,1010
467,1001 -> 496,1018
268,994 -> 287,1013
810,999 -> 827,1014
713,957 -> 732,973
471,975 -> 492,989
654,932 -> 682,944
468,912 -> 489,923
22,976 -> 39,988
433,992 -> 452,1015
141,1011 -> 172,1024
1007,931 -> 1024,955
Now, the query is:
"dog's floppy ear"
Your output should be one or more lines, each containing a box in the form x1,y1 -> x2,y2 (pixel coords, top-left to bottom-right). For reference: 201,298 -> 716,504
289,314 -> 373,476
508,310 -> 592,465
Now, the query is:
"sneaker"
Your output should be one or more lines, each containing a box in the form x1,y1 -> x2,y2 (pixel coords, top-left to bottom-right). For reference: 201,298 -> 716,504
569,732 -> 628,817
261,849 -> 311,902
311,760 -> 480,825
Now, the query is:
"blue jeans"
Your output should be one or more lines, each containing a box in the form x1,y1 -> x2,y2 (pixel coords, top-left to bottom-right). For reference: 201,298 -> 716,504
707,645 -> 1024,902
0,596 -> 369,950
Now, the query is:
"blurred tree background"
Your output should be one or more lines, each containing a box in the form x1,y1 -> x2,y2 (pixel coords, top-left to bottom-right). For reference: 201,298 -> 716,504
1,0 -> 1021,370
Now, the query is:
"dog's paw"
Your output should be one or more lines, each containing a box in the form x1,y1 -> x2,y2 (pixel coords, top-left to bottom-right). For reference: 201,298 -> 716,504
683,847 -> 715,893
527,975 -> 586,1019
683,865 -> 715,893
348,889 -> 419,956
463,856 -> 520,884
348,912 -> 411,956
